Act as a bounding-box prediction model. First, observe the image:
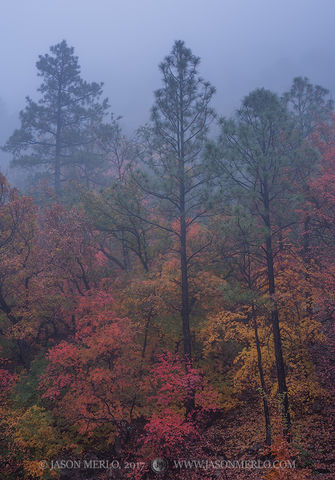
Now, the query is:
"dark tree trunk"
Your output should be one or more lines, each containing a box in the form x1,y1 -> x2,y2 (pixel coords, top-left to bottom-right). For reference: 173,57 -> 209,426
251,304 -> 272,445
179,83 -> 194,415
121,230 -> 130,271
303,215 -> 313,318
263,183 -> 291,438
179,159 -> 194,415
55,87 -> 62,196
178,77 -> 192,366
180,207 -> 192,362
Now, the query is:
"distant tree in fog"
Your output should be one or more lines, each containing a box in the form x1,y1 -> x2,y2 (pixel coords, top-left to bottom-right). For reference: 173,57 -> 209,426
4,40 -> 110,197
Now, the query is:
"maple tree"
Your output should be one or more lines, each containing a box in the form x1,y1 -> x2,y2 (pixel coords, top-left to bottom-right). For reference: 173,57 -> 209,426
40,290 -> 141,438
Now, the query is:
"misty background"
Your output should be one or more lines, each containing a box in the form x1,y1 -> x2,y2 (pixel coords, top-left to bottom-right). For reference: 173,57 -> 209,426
1,0 -> 334,179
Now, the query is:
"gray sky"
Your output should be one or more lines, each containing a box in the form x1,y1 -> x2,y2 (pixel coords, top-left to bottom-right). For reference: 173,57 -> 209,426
1,0 -> 335,144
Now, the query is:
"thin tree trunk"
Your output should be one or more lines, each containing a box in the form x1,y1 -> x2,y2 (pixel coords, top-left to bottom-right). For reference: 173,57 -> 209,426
178,71 -> 194,415
251,304 -> 272,445
178,72 -> 192,365
180,213 -> 192,362
179,161 -> 194,415
55,86 -> 62,196
303,215 -> 313,318
121,230 -> 130,271
263,183 -> 291,438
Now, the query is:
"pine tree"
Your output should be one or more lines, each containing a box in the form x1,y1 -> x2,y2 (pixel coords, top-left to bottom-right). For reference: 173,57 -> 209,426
4,40 -> 109,196
210,88 -> 305,436
283,76 -> 333,138
136,40 -> 215,366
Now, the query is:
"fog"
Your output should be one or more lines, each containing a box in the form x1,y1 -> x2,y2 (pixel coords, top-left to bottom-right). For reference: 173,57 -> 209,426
1,0 -> 334,174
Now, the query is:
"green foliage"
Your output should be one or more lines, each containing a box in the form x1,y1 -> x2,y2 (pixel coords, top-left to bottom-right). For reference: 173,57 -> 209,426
4,40 -> 110,196
13,356 -> 48,408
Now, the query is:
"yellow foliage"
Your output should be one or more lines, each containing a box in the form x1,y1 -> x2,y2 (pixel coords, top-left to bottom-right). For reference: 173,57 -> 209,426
4,405 -> 62,479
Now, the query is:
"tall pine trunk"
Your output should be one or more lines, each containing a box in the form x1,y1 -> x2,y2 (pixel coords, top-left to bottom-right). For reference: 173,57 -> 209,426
263,182 -> 291,438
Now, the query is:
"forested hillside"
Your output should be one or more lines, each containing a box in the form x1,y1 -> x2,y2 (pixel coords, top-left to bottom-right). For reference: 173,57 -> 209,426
0,40 -> 334,480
